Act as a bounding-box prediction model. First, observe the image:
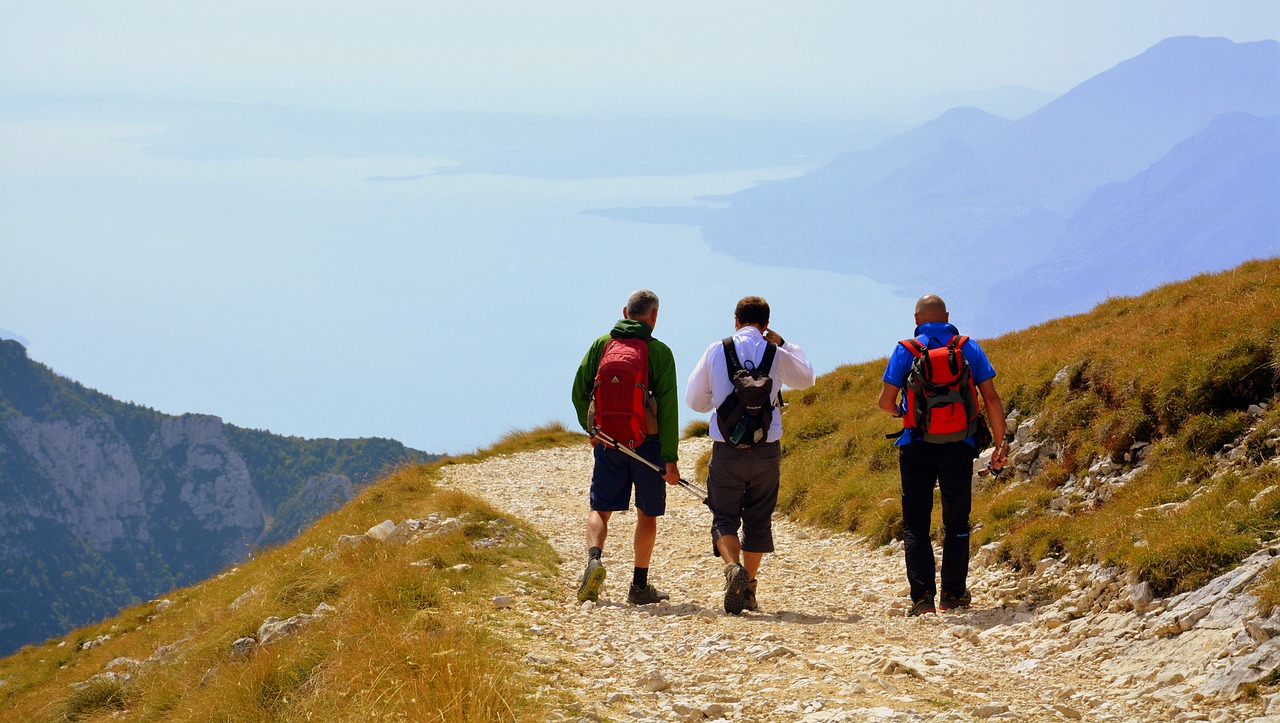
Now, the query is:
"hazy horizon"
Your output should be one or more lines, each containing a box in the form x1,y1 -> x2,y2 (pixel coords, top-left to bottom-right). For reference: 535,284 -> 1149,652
2,2 -> 1278,454
3,2 -> 1278,120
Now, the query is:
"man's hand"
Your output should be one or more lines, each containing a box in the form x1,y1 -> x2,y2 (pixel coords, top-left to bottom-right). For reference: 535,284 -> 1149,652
989,440 -> 1008,470
763,328 -> 785,346
664,462 -> 681,486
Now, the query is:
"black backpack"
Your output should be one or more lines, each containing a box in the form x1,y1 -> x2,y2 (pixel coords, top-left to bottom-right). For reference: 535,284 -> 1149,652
715,338 -> 777,447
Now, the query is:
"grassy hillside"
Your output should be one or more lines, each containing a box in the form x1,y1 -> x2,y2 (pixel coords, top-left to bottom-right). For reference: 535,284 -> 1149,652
777,259 -> 1280,599
5,259 -> 1279,718
0,339 -> 436,655
0,426 -> 579,722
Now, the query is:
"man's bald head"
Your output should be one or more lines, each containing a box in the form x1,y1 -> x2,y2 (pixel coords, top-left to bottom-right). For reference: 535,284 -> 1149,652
914,294 -> 949,324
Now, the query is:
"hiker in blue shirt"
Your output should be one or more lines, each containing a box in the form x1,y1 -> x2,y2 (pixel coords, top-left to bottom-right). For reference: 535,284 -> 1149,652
878,294 -> 1008,617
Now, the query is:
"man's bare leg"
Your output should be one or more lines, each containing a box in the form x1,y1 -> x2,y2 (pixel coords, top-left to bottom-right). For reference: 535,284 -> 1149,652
577,510 -> 612,602
633,509 -> 656,568
586,510 -> 611,550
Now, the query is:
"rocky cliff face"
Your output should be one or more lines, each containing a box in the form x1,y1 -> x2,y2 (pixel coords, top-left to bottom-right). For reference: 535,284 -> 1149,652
6,414 -> 150,549
147,415 -> 268,559
0,339 -> 432,654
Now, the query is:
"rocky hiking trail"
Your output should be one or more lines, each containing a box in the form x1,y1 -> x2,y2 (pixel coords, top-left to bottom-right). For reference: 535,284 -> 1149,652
438,438 -> 1280,722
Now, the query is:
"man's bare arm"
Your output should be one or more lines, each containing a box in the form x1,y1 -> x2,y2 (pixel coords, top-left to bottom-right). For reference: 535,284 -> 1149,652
878,382 -> 902,416
977,378 -> 1008,466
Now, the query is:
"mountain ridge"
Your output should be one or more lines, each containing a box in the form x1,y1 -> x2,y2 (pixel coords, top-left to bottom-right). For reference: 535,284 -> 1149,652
0,339 -> 435,655
689,35 -> 1280,336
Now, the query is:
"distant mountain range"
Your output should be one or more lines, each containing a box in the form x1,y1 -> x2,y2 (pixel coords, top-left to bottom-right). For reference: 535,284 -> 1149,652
0,340 -> 434,655
598,36 -> 1280,334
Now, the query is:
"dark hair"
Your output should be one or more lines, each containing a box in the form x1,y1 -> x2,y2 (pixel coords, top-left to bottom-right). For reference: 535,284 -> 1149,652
626,289 -> 659,317
734,296 -> 770,327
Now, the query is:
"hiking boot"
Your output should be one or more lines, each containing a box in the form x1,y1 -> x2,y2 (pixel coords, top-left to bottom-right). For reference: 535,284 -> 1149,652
627,583 -> 670,605
577,557 -> 605,602
743,579 -> 758,612
908,596 -> 936,617
723,563 -> 750,615
939,588 -> 971,611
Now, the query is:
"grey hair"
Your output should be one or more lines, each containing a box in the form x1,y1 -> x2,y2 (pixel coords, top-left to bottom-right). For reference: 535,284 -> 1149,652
626,289 -> 659,317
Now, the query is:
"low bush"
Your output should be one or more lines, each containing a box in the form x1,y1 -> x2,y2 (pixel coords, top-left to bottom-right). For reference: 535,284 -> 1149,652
681,419 -> 710,438
1176,412 -> 1251,455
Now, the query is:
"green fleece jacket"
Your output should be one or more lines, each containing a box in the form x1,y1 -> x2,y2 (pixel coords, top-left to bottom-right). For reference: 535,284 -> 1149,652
571,319 -> 679,463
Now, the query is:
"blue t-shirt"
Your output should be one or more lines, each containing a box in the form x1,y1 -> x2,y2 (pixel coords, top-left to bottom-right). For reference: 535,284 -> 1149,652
882,322 -> 996,447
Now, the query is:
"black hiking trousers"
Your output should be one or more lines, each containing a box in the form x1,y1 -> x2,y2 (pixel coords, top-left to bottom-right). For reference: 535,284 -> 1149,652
899,440 -> 977,603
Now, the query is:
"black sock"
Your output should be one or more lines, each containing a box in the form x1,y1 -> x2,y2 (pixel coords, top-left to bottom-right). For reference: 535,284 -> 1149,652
588,547 -> 602,561
633,567 -> 648,588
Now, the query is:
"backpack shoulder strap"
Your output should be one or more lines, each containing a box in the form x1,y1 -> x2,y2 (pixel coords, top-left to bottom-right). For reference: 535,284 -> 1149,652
945,335 -> 969,376
899,338 -> 925,357
597,338 -> 616,369
721,337 -> 743,377
757,341 -> 778,377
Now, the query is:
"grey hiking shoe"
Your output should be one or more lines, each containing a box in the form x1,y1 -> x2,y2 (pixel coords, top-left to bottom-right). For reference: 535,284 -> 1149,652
723,563 -> 750,615
939,588 -> 971,611
743,579 -> 758,612
577,557 -> 605,602
627,583 -> 669,605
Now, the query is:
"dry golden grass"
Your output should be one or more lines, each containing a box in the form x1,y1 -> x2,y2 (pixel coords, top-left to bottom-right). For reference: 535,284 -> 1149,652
450,421 -> 588,463
0,429 -> 575,722
681,419 -> 711,439
778,259 -> 1280,597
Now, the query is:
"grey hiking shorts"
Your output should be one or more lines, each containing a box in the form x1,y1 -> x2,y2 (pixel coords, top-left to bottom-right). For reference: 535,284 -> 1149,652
707,440 -> 781,554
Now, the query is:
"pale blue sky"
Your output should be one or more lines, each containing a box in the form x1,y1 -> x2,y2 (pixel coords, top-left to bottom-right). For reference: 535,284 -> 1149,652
3,1 -> 1278,119
2,2 -> 1278,454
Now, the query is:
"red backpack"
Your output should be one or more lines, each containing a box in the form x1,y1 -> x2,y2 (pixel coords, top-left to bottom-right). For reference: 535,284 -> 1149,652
589,338 -> 656,448
899,335 -> 981,443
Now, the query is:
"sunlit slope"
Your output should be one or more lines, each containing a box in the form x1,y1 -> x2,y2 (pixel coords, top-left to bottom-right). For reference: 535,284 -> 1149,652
0,425 -> 584,722
778,258 -> 1280,597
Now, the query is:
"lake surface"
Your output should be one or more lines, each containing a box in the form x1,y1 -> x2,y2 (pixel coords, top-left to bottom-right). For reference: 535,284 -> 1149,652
1,116 -> 907,453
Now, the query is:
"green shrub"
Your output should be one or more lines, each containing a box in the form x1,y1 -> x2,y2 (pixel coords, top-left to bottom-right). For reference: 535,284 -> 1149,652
64,675 -> 129,720
1007,380 -> 1052,417
1097,404 -> 1157,461
1130,527 -> 1257,598
795,417 -> 838,441
1042,391 -> 1103,441
1177,412 -> 1250,455
1160,337 -> 1278,431
867,444 -> 897,473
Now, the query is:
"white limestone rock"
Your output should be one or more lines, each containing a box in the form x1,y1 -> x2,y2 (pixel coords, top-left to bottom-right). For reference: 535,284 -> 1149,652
366,519 -> 397,541
70,671 -> 131,692
642,670 -> 671,692
229,586 -> 261,610
231,637 -> 257,659
257,611 -> 322,646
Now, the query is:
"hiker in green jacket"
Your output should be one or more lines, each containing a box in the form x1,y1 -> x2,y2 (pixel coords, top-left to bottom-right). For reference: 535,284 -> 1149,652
571,289 -> 681,605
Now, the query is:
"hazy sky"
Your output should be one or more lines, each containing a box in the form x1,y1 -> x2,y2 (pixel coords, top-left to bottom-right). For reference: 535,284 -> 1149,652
2,2 -> 1279,454
3,1 -> 1278,119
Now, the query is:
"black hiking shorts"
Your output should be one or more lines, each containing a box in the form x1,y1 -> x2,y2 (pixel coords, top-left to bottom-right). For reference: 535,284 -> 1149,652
707,440 -> 781,554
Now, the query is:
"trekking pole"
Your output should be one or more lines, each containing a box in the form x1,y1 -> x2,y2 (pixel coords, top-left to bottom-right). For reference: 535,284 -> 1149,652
591,431 -> 710,506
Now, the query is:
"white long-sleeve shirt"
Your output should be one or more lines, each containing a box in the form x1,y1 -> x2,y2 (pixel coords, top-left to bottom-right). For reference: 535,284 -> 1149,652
685,326 -> 816,443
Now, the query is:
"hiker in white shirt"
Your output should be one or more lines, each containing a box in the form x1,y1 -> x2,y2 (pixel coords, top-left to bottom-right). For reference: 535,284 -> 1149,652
685,296 -> 815,613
